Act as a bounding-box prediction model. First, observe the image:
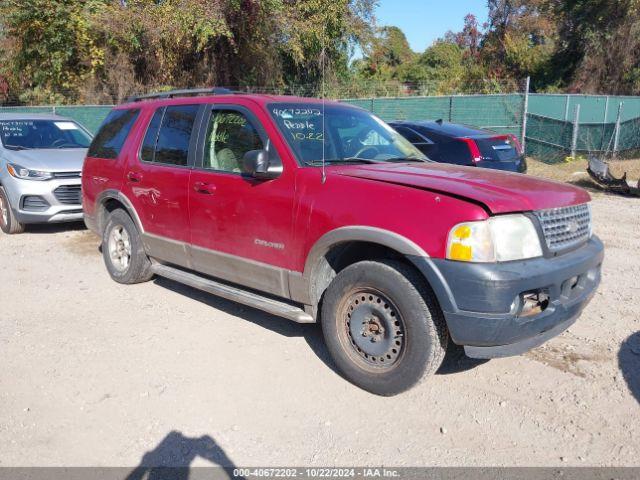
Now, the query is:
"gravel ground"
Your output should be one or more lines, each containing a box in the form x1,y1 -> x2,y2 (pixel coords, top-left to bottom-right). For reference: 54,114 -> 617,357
0,194 -> 638,468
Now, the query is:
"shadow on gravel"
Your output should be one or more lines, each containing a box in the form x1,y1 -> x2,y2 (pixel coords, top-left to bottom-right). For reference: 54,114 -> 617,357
154,276 -> 490,382
24,220 -> 86,234
153,277 -> 340,376
619,332 -> 640,405
436,341 -> 489,375
126,430 -> 242,480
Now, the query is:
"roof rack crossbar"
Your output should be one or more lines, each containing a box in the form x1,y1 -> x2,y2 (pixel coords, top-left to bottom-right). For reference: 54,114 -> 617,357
126,87 -> 234,103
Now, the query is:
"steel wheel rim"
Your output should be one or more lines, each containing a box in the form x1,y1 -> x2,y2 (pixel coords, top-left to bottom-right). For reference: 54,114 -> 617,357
108,225 -> 132,272
340,288 -> 406,370
0,195 -> 8,227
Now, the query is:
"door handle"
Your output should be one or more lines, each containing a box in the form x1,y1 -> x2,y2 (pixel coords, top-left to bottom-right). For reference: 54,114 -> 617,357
127,171 -> 143,183
193,181 -> 216,194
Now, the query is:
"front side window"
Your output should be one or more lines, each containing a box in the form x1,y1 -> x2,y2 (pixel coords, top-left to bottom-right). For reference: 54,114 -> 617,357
140,105 -> 199,166
203,110 -> 264,173
268,103 -> 426,166
0,119 -> 92,151
88,109 -> 139,159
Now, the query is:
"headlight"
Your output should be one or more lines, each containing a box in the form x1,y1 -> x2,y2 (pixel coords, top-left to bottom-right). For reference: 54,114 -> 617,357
447,214 -> 543,262
7,163 -> 54,181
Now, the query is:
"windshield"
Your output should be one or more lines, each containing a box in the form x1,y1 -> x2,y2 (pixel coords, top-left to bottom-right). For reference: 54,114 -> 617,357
268,103 -> 427,165
0,119 -> 92,150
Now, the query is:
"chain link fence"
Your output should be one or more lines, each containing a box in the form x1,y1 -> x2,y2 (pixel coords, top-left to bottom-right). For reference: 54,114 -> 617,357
343,94 -> 524,138
526,95 -> 640,163
1,83 -> 639,163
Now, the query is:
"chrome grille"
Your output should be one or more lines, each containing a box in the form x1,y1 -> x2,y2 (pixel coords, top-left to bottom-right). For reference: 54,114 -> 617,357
534,203 -> 591,252
54,185 -> 82,205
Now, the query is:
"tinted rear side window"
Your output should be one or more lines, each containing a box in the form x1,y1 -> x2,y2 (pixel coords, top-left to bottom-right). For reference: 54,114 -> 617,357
438,140 -> 473,165
140,108 -> 164,163
475,137 -> 519,161
153,105 -> 199,166
394,126 -> 428,144
88,109 -> 140,159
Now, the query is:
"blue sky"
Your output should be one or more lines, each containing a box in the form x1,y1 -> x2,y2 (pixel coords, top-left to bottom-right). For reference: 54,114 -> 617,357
375,0 -> 489,52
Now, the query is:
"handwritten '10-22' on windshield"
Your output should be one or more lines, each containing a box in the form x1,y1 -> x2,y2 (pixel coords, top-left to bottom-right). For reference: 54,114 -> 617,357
290,131 -> 324,141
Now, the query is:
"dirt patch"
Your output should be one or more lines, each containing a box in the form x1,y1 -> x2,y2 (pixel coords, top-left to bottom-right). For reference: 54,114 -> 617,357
63,229 -> 101,257
525,343 -> 611,378
0,196 -> 638,467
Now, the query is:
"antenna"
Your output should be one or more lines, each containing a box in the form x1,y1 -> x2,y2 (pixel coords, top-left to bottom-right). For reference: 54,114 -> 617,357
321,23 -> 327,185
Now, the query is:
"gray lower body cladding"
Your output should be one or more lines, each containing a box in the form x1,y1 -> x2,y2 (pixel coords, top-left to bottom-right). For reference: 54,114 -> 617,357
410,236 -> 604,358
89,203 -> 604,356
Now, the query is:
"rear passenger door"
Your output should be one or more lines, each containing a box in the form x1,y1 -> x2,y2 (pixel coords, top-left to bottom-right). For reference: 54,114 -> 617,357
188,104 -> 295,298
122,104 -> 202,267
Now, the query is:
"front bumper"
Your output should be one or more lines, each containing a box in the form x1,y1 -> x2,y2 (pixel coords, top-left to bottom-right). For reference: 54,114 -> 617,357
415,236 -> 603,358
15,208 -> 84,224
3,176 -> 83,224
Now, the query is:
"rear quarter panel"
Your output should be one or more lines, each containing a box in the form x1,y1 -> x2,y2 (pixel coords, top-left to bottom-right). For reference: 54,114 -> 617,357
81,109 -> 146,229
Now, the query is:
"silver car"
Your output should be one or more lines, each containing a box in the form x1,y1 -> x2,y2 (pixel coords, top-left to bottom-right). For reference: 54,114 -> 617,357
0,113 -> 92,234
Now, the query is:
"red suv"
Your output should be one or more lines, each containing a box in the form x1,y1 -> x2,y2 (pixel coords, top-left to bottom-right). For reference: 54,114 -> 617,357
82,89 -> 603,395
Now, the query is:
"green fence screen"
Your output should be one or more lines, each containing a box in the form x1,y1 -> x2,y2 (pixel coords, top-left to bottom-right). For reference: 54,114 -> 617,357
2,94 -> 639,163
344,94 -> 524,137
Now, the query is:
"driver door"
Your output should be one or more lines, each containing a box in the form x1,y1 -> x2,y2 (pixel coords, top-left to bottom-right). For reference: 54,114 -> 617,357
188,104 -> 295,298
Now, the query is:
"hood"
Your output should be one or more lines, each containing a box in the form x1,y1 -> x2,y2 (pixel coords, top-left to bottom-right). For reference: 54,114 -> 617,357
334,162 -> 591,214
4,148 -> 87,173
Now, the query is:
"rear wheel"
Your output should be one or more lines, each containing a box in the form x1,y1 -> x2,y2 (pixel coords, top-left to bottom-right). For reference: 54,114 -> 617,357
321,260 -> 448,396
0,187 -> 25,234
102,209 -> 153,284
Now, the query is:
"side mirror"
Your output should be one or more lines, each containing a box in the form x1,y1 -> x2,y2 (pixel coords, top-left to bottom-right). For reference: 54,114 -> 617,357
242,149 -> 280,179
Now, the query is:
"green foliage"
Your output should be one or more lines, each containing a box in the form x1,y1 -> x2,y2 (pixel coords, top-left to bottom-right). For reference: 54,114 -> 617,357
2,0 -> 640,103
0,0 -> 103,102
357,26 -> 417,80
549,0 -> 640,94
0,0 -> 375,103
417,42 -> 465,93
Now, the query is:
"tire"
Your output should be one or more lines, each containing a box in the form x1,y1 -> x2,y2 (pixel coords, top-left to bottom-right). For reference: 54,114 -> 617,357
321,259 -> 448,396
102,208 -> 153,284
0,186 -> 25,234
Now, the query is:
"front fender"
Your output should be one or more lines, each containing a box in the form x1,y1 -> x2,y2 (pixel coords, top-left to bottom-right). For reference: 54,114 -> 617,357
289,226 -> 456,314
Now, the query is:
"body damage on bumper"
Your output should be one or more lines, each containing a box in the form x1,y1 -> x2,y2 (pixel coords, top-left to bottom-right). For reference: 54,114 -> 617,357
409,236 -> 604,358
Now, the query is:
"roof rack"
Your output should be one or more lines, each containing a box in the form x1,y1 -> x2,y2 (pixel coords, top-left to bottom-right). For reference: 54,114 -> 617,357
126,87 -> 234,103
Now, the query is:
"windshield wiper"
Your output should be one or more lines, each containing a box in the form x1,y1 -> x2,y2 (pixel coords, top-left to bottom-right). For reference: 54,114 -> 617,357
304,157 -> 384,166
3,144 -> 31,151
382,156 -> 429,163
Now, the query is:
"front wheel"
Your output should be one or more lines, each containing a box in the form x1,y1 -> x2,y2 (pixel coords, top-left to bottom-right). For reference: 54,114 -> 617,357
321,260 -> 448,396
0,186 -> 25,234
102,209 -> 153,284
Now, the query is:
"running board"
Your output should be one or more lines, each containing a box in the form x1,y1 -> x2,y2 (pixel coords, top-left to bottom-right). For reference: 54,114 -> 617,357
151,264 -> 315,324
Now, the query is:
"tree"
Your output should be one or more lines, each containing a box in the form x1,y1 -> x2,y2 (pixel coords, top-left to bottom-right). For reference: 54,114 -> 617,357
455,14 -> 482,58
359,26 -> 417,79
0,0 -> 104,103
481,0 -> 556,88
0,0 -> 376,103
549,0 -> 640,94
417,41 -> 465,93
